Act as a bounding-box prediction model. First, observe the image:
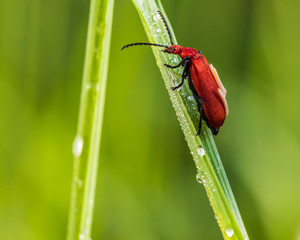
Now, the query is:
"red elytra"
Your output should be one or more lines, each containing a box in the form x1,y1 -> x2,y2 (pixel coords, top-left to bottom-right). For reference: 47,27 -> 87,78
121,11 -> 228,135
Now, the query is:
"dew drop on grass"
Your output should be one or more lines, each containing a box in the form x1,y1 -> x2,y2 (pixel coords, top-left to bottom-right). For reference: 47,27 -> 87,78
197,147 -> 205,157
79,233 -> 86,240
196,173 -> 202,184
73,135 -> 83,157
79,229 -> 89,240
187,95 -> 194,101
76,178 -> 83,188
136,0 -> 143,7
85,82 -> 100,92
79,234 -> 85,240
85,83 -> 92,90
225,227 -> 234,238
163,41 -> 169,46
153,28 -> 162,39
196,172 -> 207,184
153,12 -> 161,21
79,234 -> 91,240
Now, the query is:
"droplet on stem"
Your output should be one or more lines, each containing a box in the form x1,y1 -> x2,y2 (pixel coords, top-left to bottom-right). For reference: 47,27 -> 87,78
197,147 -> 205,157
72,135 -> 83,157
225,227 -> 234,238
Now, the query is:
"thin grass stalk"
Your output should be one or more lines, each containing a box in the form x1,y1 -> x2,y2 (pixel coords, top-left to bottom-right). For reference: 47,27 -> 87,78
66,0 -> 114,239
130,0 -> 249,239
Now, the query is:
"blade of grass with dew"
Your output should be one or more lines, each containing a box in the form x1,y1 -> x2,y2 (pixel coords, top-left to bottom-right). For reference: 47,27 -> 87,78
66,0 -> 114,239
131,0 -> 249,239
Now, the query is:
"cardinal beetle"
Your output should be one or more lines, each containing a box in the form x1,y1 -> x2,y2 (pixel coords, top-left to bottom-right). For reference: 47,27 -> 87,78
121,10 -> 228,135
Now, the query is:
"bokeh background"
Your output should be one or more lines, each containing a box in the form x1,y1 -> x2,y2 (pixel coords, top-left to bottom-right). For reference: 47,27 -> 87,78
1,0 -> 300,239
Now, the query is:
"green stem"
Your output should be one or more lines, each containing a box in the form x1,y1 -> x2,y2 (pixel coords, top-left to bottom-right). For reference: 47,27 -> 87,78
66,0 -> 114,239
131,0 -> 249,239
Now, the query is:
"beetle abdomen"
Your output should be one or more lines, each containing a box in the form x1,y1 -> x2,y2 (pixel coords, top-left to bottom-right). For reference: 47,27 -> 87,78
189,57 -> 226,129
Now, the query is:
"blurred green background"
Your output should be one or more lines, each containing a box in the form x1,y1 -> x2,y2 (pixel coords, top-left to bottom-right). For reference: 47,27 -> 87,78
1,0 -> 300,239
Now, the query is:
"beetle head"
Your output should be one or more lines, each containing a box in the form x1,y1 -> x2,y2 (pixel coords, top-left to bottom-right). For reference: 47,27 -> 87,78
163,45 -> 182,55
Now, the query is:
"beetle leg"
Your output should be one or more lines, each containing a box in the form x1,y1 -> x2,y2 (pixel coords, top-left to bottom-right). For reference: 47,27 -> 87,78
164,56 -> 189,69
196,98 -> 204,136
164,63 -> 182,69
186,70 -> 205,136
170,58 -> 190,90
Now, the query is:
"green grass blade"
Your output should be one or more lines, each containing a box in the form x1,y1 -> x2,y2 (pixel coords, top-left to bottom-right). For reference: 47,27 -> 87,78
131,0 -> 249,239
66,0 -> 114,239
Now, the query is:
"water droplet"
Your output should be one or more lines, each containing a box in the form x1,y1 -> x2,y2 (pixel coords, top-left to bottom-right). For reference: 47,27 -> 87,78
196,173 -> 202,184
76,178 -> 83,188
72,135 -> 83,157
85,83 -> 92,89
89,199 -> 94,205
137,0 -> 143,6
85,82 -> 100,92
225,227 -> 234,238
79,233 -> 86,240
197,147 -> 205,157
156,28 -> 161,34
85,218 -> 91,225
187,95 -> 194,101
79,229 -> 89,240
79,234 -> 85,240
153,12 -> 161,21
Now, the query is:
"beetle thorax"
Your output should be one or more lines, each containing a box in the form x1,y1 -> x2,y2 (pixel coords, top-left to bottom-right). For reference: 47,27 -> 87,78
179,47 -> 199,59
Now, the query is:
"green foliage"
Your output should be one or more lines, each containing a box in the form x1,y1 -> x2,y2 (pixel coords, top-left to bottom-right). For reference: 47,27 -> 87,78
1,0 -> 300,240
67,0 -> 114,240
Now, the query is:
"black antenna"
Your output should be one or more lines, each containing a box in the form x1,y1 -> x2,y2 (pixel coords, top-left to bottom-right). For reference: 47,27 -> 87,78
156,10 -> 174,45
121,42 -> 168,50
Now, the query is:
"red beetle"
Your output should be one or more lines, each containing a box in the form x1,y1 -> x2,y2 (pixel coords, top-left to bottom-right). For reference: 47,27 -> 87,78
122,10 -> 228,135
